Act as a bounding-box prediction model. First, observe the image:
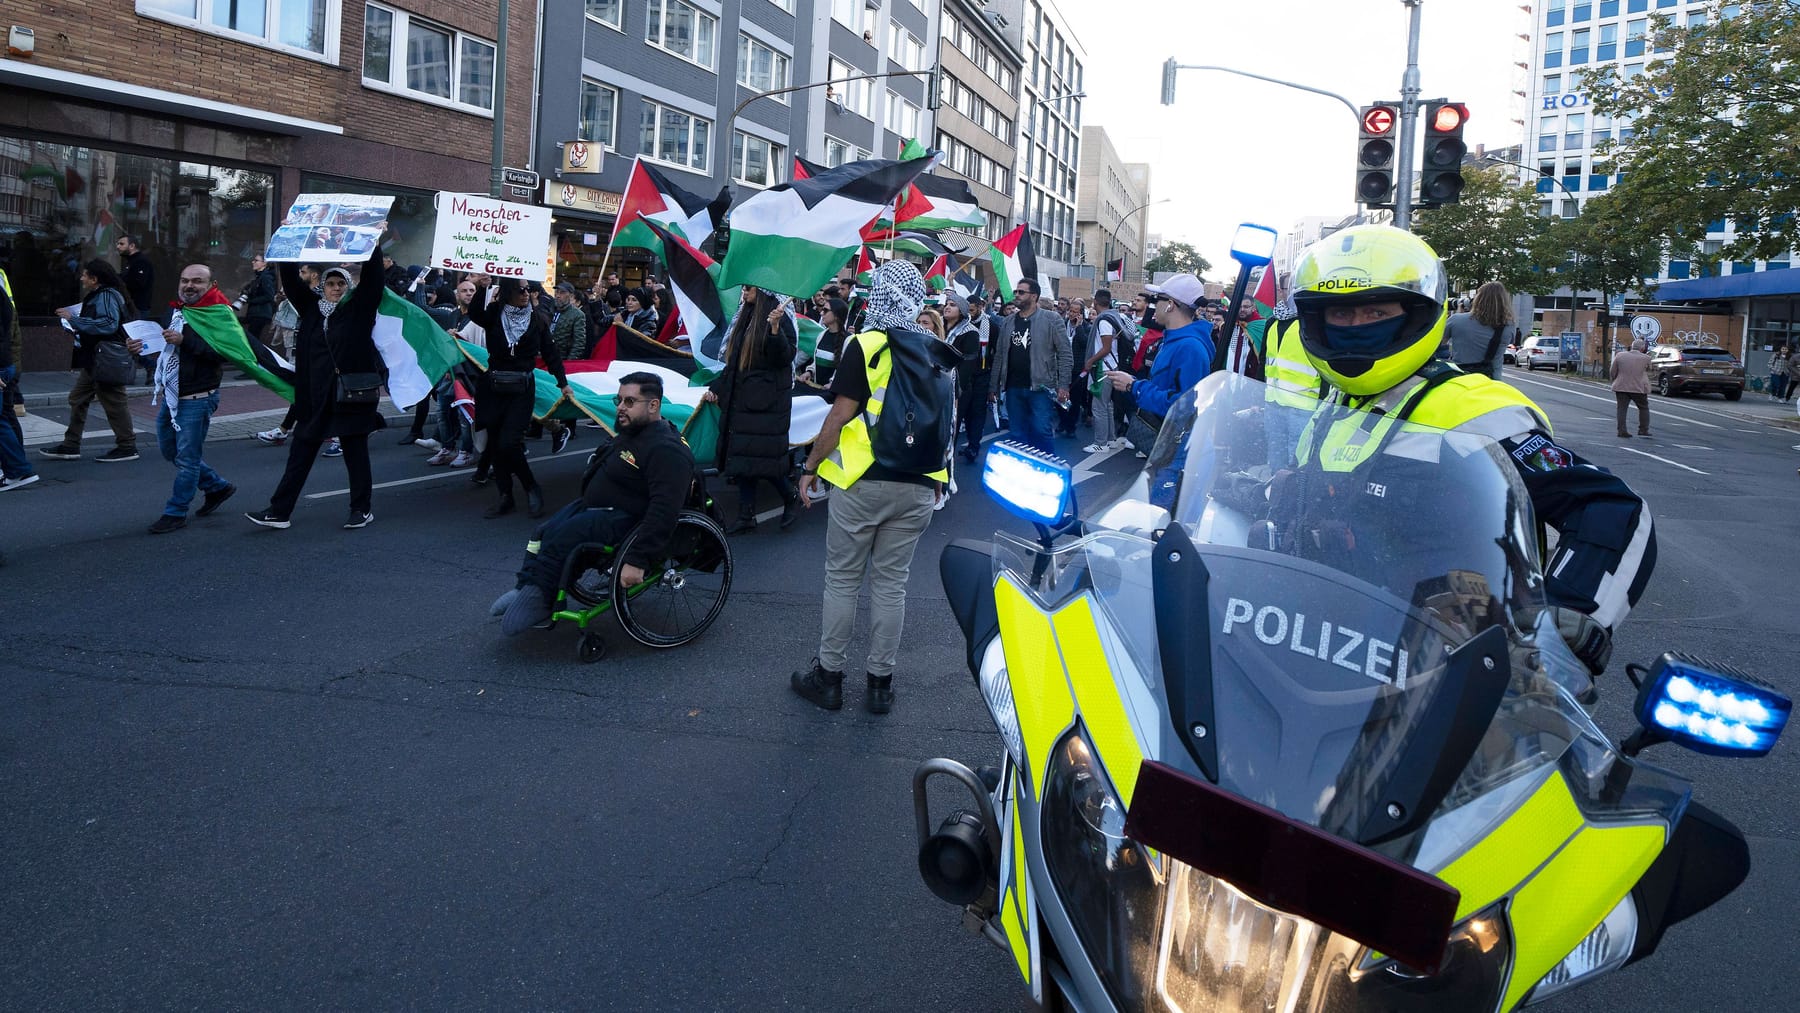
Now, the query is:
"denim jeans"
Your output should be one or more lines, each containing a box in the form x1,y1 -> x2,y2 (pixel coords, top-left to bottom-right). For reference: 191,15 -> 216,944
1003,387 -> 1057,454
156,392 -> 229,516
0,367 -> 32,480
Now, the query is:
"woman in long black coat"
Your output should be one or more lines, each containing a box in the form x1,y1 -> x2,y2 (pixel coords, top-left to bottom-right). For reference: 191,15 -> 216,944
471,276 -> 569,519
247,245 -> 386,529
706,288 -> 797,534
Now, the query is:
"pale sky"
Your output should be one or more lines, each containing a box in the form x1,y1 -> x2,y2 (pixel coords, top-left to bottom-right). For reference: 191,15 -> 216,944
1067,0 -> 1528,275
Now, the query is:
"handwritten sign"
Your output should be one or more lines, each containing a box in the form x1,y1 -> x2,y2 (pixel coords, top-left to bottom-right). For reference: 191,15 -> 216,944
264,193 -> 393,263
428,192 -> 552,282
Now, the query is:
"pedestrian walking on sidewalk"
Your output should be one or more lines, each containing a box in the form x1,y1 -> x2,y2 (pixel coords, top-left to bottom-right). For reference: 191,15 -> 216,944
1766,346 -> 1789,401
41,260 -> 140,464
1611,338 -> 1653,438
1786,350 -> 1800,405
0,275 -> 38,492
147,264 -> 237,533
241,254 -> 278,344
245,245 -> 388,530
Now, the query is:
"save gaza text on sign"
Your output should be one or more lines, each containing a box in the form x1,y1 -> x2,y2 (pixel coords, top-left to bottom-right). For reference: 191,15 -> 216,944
429,194 -> 552,282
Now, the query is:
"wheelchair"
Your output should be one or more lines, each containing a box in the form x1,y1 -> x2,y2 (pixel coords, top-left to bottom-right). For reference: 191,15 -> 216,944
548,490 -> 733,664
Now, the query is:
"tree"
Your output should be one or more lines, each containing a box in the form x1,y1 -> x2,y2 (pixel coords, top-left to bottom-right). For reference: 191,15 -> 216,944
1414,166 -> 1553,296
1145,241 -> 1212,278
1533,192 -> 1668,363
1579,3 -> 1800,261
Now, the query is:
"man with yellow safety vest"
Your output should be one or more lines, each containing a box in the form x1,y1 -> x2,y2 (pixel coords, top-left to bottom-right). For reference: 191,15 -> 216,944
1,267 -> 40,491
1281,225 -> 1655,678
793,260 -> 959,714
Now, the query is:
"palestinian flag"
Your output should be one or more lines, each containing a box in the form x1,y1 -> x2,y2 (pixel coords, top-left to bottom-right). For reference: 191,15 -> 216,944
795,315 -> 827,359
373,288 -> 463,410
1106,257 -> 1126,282
953,264 -> 985,302
719,154 -> 934,299
864,229 -> 950,261
609,156 -> 731,256
640,214 -> 733,382
656,303 -> 683,346
793,156 -> 831,180
990,223 -> 1037,302
923,254 -> 951,298
1244,264 -> 1278,358
897,173 -> 984,232
854,247 -> 875,288
178,293 -> 295,400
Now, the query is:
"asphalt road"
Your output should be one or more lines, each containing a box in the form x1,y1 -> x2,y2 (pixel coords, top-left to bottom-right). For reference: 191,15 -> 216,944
3,371 -> 1795,1012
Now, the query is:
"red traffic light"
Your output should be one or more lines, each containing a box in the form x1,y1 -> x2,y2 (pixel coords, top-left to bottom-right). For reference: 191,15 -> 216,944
1361,106 -> 1397,136
1430,103 -> 1468,133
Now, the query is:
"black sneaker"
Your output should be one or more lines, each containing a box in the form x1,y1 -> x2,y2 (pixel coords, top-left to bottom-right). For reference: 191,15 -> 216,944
97,447 -> 139,463
865,674 -> 895,714
38,444 -> 81,460
343,510 -> 374,530
195,483 -> 236,517
245,509 -> 291,530
147,514 -> 187,535
551,426 -> 572,455
790,660 -> 844,711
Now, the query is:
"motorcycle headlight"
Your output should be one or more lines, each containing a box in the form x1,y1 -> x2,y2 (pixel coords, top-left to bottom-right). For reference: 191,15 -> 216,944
1042,730 -> 1165,1009
976,641 -> 1026,772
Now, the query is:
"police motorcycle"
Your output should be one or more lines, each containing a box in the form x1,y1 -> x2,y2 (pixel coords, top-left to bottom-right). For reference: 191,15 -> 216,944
913,370 -> 1790,1012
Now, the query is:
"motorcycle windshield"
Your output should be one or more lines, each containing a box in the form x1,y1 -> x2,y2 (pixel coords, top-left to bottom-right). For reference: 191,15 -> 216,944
1117,371 -> 1555,845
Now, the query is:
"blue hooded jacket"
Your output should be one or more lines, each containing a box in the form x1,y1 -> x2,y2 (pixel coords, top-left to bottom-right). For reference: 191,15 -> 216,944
1131,318 -> 1215,417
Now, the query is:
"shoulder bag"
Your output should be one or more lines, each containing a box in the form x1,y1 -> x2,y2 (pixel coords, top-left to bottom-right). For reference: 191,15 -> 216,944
91,339 -> 137,387
489,369 -> 533,394
325,333 -> 383,405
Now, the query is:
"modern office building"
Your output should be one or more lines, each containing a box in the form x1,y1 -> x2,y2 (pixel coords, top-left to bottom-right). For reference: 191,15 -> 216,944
534,0 -> 941,287
1523,0 -> 1797,361
1011,0 -> 1085,279
933,0 -> 1024,251
1075,126 -> 1149,284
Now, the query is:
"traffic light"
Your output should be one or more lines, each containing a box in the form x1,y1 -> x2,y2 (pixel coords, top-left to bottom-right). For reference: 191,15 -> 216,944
926,64 -> 943,111
1356,103 -> 1399,207
1160,58 -> 1178,106
1420,101 -> 1469,206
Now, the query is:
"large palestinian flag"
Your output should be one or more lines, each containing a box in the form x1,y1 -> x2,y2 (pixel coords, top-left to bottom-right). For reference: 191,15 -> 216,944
1243,263 -> 1278,359
373,288 -> 463,410
896,173 -> 984,232
639,214 -> 734,382
719,154 -> 934,299
608,156 -> 731,256
989,223 -> 1038,302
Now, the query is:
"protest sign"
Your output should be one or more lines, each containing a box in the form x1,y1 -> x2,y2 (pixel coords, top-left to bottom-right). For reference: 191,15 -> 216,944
264,194 -> 393,262
429,193 -> 552,282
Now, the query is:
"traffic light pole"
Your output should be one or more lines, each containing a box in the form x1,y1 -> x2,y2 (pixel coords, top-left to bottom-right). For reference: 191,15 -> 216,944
1161,63 -> 1360,122
1394,0 -> 1424,228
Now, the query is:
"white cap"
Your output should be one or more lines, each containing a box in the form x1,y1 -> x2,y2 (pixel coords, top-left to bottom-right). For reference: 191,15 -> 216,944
1143,273 -> 1206,309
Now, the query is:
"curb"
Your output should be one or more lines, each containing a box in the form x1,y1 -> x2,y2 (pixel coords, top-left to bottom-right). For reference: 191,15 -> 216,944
18,377 -> 265,409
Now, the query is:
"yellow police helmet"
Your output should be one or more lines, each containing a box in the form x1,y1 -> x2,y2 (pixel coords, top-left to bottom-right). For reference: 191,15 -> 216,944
1290,225 -> 1449,395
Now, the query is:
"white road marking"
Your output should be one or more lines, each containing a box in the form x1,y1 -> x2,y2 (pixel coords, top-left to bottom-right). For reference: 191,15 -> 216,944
1673,444 -> 1712,451
1617,446 -> 1709,475
306,450 -> 587,499
1508,374 -> 1723,428
1072,443 -> 1126,485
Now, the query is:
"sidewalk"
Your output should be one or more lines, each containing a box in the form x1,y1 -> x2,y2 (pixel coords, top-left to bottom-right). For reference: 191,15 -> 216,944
1548,368 -> 1800,431
12,369 -> 412,446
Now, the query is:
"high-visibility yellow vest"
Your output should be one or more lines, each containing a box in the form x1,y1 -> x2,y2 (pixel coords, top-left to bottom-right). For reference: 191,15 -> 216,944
1297,366 -> 1549,473
1264,318 -> 1323,408
819,329 -> 951,490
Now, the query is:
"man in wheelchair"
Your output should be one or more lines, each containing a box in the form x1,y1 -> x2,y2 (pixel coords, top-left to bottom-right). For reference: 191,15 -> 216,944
497,371 -> 697,636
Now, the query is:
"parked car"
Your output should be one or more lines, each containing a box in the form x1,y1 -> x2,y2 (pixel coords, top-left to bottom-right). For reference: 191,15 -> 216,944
1651,344 -> 1745,400
1503,340 -> 1520,365
1518,336 -> 1564,371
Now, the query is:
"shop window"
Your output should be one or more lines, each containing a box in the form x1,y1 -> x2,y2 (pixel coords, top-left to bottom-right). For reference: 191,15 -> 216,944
137,0 -> 336,60
363,3 -> 495,114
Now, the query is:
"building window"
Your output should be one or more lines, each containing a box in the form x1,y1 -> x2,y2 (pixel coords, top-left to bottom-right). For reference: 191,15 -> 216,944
646,0 -> 717,70
584,0 -> 621,28
1544,74 -> 1562,95
1625,17 -> 1646,56
884,93 -> 921,138
737,34 -> 791,97
639,100 -> 712,170
1600,0 -> 1618,15
1545,0 -> 1564,25
887,22 -> 925,72
579,79 -> 619,148
137,0 -> 336,59
830,0 -> 876,35
362,4 -> 495,113
1563,112 -> 1585,149
1569,27 -> 1590,65
1544,31 -> 1563,68
827,57 -> 872,117
1597,23 -> 1617,61
1571,2 -> 1590,21
824,135 -> 870,167
766,0 -> 794,12
731,132 -> 782,187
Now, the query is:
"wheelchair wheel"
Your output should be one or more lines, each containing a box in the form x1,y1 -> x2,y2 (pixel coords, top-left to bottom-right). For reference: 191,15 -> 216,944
577,633 -> 608,664
611,510 -> 732,648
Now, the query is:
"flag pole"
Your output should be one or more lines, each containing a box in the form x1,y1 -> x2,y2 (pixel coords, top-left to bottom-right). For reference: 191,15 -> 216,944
596,155 -> 639,285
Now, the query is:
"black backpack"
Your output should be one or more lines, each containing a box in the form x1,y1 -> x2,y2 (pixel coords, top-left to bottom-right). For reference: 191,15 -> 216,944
867,328 -> 961,475
1097,310 -> 1136,369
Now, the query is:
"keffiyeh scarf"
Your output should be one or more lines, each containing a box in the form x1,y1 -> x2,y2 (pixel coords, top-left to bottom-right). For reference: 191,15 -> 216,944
863,261 -> 927,334
501,304 -> 533,351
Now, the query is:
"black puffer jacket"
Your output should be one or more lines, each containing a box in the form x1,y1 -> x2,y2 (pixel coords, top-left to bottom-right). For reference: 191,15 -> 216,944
710,314 -> 797,480
279,246 -> 386,439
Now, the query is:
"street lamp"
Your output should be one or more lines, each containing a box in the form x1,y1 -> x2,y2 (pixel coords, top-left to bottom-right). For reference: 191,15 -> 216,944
1102,197 -> 1169,283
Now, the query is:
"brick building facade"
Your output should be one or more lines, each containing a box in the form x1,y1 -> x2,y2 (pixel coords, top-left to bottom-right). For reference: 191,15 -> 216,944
1,0 -> 534,367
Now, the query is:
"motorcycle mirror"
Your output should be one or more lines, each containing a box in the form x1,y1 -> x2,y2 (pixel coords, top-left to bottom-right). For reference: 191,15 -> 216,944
1626,653 -> 1790,758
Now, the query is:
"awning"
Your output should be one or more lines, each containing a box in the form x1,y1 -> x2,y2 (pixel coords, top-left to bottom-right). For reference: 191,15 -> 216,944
2,61 -> 343,137
1655,268 -> 1800,302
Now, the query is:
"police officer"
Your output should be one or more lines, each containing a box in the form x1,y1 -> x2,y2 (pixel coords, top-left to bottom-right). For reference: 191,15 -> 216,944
1286,224 -> 1653,677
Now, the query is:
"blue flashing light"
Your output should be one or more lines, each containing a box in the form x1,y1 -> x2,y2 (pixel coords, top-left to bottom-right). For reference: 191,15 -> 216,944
981,440 -> 1074,527
1633,653 -> 1790,757
1228,223 -> 1280,268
